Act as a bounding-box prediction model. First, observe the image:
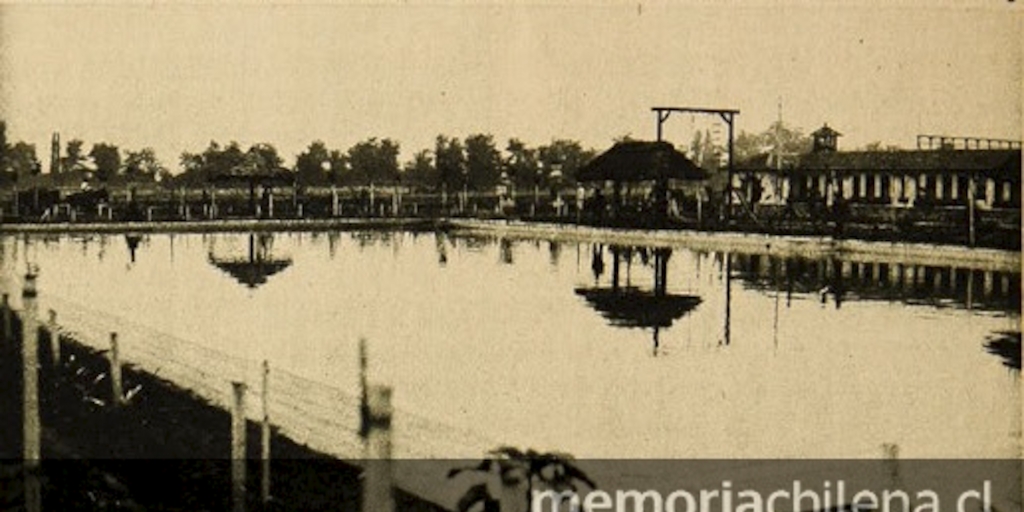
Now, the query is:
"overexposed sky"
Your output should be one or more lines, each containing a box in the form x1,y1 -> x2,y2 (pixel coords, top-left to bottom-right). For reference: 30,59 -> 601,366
0,1 -> 1020,171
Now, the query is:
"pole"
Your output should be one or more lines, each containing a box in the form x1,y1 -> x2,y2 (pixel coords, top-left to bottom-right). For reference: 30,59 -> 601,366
723,253 -> 732,346
109,332 -> 123,406
2,293 -> 11,345
47,309 -> 59,367
726,113 -> 735,222
231,381 -> 248,512
362,384 -> 394,512
359,338 -> 369,439
22,270 -> 41,512
261,360 -> 271,506
968,176 -> 976,247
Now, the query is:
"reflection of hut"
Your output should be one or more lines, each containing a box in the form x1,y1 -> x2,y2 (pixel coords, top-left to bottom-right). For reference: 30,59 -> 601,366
984,331 -> 1021,370
209,164 -> 295,217
208,233 -> 292,288
577,141 -> 706,223
576,246 -> 701,355
125,234 -> 143,263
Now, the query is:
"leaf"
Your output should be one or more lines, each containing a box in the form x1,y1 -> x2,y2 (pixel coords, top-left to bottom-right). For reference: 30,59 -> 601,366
456,483 -> 492,512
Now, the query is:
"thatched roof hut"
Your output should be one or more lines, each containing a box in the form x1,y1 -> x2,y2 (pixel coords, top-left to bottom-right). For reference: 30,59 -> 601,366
576,141 -> 705,183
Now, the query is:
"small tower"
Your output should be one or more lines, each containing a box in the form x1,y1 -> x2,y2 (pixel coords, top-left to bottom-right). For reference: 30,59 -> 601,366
811,124 -> 841,153
49,132 -> 60,175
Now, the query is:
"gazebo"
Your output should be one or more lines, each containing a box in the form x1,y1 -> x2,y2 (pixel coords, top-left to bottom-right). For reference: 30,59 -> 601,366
208,233 -> 292,289
576,140 -> 706,223
575,245 -> 702,355
208,163 -> 295,218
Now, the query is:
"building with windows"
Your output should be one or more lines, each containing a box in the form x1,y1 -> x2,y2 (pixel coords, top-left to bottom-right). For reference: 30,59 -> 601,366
735,125 -> 1021,213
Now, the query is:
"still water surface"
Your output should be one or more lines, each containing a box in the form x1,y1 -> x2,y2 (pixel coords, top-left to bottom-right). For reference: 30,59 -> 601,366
4,231 -> 1020,458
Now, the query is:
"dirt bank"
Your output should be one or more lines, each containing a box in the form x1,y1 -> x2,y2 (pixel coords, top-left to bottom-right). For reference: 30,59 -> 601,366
0,322 -> 448,512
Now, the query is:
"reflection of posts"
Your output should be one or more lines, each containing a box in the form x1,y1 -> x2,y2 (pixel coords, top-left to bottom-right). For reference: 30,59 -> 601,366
722,253 -> 732,346
23,271 -> 41,512
362,385 -> 394,512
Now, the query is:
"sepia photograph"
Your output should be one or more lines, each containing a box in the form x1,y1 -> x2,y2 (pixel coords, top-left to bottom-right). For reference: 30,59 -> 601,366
0,1 -> 1021,511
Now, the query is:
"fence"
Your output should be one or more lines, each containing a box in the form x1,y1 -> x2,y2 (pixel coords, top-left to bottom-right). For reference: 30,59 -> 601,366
2,268 -> 498,512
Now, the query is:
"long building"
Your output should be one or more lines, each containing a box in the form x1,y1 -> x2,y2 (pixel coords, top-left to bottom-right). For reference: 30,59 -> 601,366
734,125 -> 1021,214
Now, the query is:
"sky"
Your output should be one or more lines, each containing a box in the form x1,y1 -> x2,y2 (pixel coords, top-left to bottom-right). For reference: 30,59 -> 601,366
0,1 -> 1020,172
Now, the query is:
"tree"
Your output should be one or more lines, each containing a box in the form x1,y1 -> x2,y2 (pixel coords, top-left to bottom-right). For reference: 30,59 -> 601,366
89,143 -> 121,182
295,140 -> 332,186
62,138 -> 86,171
448,446 -> 596,512
403,149 -> 436,188
732,121 -> 812,166
346,138 -> 400,186
435,135 -> 466,192
505,138 -> 538,190
0,121 -> 8,167
5,142 -> 39,183
536,139 -> 594,184
465,133 -> 502,190
862,141 -> 901,152
246,143 -> 283,173
123,148 -> 165,182
204,141 -> 246,177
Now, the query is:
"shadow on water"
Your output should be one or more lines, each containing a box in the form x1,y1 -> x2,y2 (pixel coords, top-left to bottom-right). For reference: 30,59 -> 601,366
576,245 -> 702,356
207,233 -> 293,289
984,331 -> 1021,370
730,253 -> 1021,313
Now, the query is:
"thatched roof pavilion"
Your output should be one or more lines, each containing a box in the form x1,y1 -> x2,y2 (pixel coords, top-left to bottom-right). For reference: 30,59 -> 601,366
577,141 -> 706,221
577,140 -> 705,183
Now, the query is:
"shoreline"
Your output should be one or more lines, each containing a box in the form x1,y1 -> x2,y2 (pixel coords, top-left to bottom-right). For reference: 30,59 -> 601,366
0,216 -> 1015,272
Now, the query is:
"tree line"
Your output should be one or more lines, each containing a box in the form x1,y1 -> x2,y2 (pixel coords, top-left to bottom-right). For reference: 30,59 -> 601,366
0,118 -> 839,191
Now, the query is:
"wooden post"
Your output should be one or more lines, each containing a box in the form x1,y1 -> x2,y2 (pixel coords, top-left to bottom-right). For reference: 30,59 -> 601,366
260,360 -> 271,506
109,332 -> 123,406
359,338 -> 369,439
47,309 -> 59,367
22,271 -> 41,512
968,176 -> 976,247
362,384 -> 394,512
881,443 -> 901,490
231,381 -> 247,512
331,186 -> 339,217
2,293 -> 11,345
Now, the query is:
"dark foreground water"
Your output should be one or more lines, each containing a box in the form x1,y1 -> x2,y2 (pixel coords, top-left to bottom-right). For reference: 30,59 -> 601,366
1,230 -> 1019,459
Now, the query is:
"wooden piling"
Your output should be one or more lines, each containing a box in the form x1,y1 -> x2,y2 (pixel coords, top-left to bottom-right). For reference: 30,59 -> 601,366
968,176 -> 976,247
22,271 -> 41,512
2,293 -> 11,345
881,443 -> 902,490
231,381 -> 248,512
362,384 -> 394,512
109,332 -> 123,406
359,338 -> 369,439
47,309 -> 59,367
261,360 -> 271,506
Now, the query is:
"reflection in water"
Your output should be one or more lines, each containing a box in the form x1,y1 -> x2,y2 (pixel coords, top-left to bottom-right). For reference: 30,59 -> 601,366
12,230 -> 1020,458
499,238 -> 514,265
985,332 -> 1021,370
548,240 -> 561,267
435,231 -> 448,266
207,233 -> 292,289
577,246 -> 701,356
125,234 -> 142,264
731,254 -> 1021,312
